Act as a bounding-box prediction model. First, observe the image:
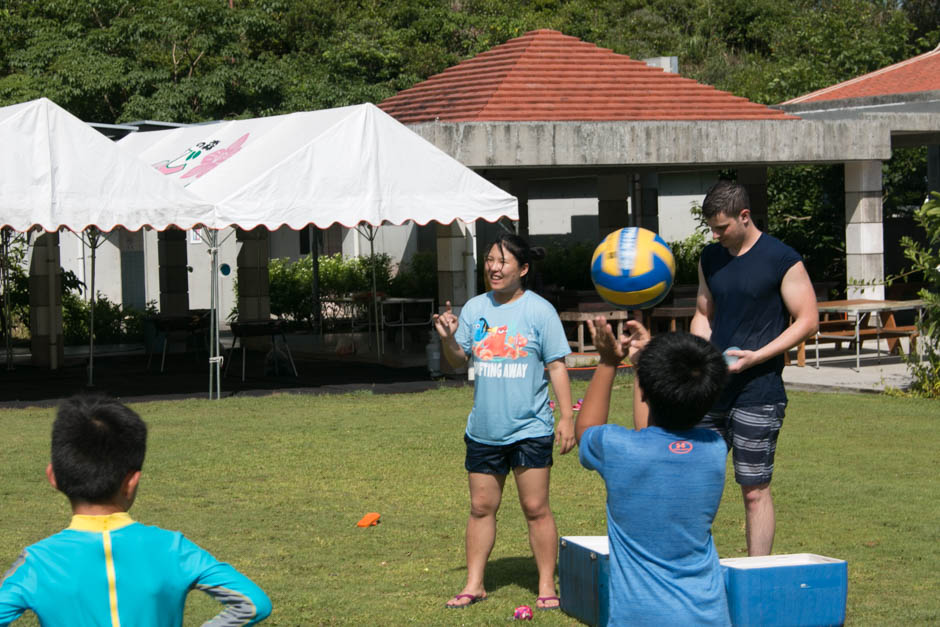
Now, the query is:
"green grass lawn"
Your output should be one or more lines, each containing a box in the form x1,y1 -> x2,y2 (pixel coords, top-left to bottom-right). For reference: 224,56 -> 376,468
0,381 -> 937,625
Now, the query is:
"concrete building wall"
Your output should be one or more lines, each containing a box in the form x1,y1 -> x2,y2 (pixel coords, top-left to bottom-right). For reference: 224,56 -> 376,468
183,228 -> 238,319
523,172 -> 713,246
58,230 -> 123,305
410,119 -> 892,168
527,177 -> 598,245
656,172 -> 718,242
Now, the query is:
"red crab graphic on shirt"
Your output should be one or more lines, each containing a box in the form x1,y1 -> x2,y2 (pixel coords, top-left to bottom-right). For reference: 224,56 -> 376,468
473,326 -> 529,361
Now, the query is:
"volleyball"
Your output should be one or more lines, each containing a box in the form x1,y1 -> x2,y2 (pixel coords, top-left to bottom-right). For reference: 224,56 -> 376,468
590,227 -> 675,309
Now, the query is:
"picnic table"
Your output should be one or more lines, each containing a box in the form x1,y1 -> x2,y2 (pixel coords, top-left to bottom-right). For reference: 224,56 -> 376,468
811,299 -> 924,370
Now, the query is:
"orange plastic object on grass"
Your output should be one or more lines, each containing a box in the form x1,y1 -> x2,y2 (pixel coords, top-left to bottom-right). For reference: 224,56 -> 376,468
357,512 -> 381,527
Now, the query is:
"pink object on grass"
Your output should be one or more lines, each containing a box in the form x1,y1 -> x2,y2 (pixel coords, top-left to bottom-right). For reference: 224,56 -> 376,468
513,605 -> 533,620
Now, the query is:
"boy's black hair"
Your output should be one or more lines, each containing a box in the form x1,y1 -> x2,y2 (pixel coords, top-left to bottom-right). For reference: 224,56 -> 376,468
485,232 -> 546,288
51,395 -> 147,504
635,333 -> 727,430
701,179 -> 750,220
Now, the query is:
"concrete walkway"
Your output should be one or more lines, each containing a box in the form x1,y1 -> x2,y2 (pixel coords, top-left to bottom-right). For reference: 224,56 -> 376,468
782,358 -> 913,394
782,339 -> 918,394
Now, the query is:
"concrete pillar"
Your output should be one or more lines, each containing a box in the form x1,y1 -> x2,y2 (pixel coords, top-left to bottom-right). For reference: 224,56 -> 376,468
844,161 -> 885,299
435,220 -> 476,376
436,221 -> 475,308
511,178 -> 529,237
928,146 -> 939,195
28,232 -> 64,369
597,173 -> 630,239
738,166 -> 769,232
143,227 -> 160,309
639,172 -> 660,233
236,227 -> 270,321
157,228 -> 189,315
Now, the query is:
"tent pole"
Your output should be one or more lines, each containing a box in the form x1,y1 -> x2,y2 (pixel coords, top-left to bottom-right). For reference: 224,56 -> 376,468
206,228 -> 222,399
370,228 -> 381,360
1,229 -> 12,371
87,228 -> 98,387
311,225 -> 320,334
47,234 -> 58,371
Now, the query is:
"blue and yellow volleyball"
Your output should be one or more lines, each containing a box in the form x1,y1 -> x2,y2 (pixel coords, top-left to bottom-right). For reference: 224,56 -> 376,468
590,227 -> 675,309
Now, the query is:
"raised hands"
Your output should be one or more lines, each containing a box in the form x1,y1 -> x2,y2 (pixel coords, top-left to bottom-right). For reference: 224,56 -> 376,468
432,301 -> 459,340
623,319 -> 650,363
586,315 -> 651,366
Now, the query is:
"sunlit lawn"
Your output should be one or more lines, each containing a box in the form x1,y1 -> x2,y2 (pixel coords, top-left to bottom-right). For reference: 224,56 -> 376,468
0,381 -> 936,625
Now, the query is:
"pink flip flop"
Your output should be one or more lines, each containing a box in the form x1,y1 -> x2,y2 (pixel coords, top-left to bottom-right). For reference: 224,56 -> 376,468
446,593 -> 487,609
536,595 -> 561,611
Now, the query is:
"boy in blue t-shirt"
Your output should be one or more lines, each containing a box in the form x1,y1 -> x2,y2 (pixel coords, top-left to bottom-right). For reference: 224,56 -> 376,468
0,394 -> 272,627
576,317 -> 731,625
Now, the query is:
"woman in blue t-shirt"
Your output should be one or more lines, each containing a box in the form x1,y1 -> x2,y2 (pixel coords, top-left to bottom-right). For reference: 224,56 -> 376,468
433,233 -> 574,611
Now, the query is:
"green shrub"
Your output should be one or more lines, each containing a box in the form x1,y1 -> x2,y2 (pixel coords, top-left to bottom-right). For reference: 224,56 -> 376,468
0,230 -> 29,340
669,231 -> 708,286
388,251 -> 437,300
317,253 -> 392,297
536,240 -> 595,291
267,253 -> 396,327
62,292 -> 154,345
269,256 -> 315,324
893,192 -> 940,398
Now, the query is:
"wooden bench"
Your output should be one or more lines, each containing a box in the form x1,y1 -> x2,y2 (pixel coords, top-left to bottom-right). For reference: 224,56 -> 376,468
559,310 -> 632,353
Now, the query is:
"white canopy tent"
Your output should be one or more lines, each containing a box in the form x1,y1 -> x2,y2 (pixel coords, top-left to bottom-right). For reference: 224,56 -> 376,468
0,98 -> 215,232
118,103 -> 518,395
0,98 -> 215,386
118,103 -> 517,230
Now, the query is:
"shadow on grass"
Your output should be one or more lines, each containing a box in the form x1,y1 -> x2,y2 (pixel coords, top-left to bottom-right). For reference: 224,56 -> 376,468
483,556 -> 541,596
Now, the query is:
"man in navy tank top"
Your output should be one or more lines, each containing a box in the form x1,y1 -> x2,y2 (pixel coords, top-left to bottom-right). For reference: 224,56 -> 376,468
691,180 -> 819,556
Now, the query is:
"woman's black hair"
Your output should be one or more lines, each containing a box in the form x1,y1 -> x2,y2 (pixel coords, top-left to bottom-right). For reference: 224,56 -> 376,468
485,232 -> 545,288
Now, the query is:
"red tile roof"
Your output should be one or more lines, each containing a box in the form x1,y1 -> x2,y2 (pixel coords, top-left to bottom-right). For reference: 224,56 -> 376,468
783,44 -> 940,105
379,29 -> 797,122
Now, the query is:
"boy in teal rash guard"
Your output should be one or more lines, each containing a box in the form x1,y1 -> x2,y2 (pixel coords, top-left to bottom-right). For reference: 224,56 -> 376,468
576,317 -> 731,625
0,395 -> 272,627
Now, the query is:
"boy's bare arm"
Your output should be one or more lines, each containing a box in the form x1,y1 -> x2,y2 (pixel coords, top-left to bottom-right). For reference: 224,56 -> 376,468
625,321 -> 650,430
576,316 -> 625,443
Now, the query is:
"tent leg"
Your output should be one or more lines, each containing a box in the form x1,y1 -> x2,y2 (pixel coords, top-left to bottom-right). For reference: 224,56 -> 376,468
87,234 -> 96,387
204,228 -> 223,400
2,231 -> 12,371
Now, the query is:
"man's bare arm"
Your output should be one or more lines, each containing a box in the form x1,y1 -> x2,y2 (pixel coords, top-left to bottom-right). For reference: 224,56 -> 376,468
690,261 -> 714,340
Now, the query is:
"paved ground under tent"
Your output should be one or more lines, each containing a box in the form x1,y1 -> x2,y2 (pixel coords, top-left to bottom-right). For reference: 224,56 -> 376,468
0,332 -> 917,408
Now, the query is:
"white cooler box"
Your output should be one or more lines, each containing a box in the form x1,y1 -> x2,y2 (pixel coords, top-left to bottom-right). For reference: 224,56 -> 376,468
720,553 -> 847,626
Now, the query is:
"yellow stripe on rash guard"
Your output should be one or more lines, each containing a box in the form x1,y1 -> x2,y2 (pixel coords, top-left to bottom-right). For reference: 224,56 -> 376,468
102,530 -> 121,627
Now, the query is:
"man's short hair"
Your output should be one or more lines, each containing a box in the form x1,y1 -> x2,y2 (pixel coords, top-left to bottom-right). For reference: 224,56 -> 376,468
635,333 -> 727,430
51,395 -> 147,503
701,179 -> 750,220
